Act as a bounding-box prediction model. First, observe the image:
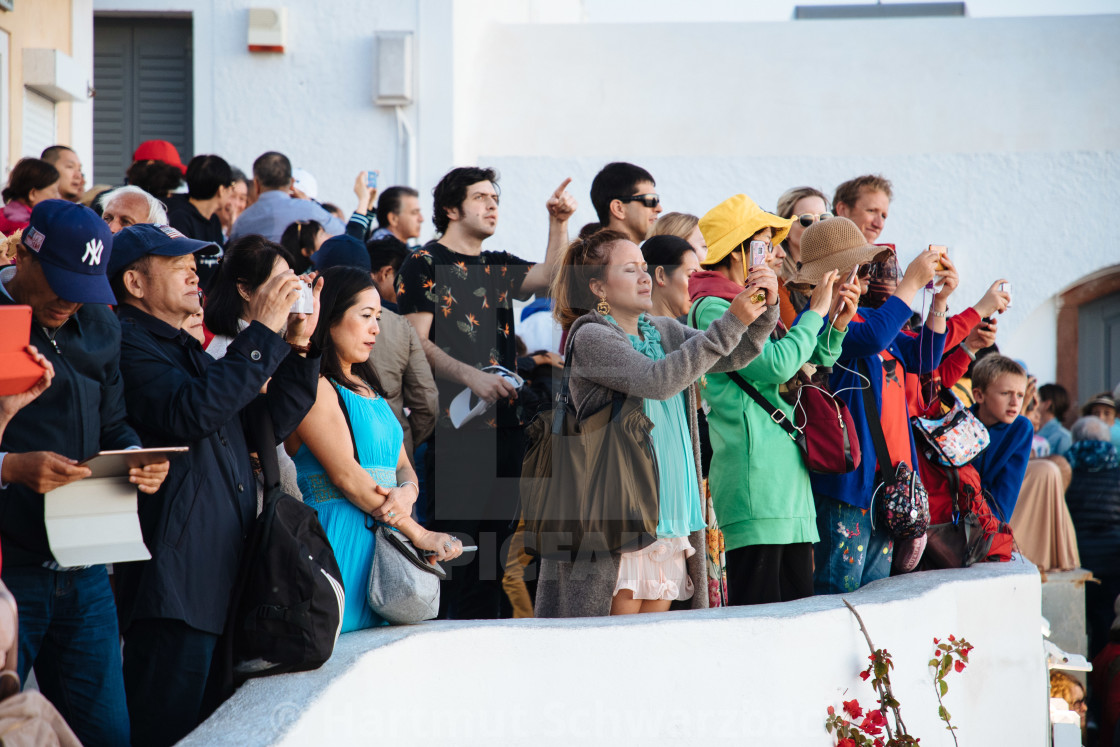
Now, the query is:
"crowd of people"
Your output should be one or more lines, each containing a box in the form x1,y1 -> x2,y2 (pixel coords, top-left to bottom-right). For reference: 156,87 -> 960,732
0,141 -> 1118,745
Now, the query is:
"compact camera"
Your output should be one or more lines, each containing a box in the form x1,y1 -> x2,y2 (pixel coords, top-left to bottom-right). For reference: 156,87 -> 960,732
290,282 -> 315,315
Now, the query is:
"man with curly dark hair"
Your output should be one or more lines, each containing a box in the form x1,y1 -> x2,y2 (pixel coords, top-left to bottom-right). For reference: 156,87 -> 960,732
395,166 -> 576,619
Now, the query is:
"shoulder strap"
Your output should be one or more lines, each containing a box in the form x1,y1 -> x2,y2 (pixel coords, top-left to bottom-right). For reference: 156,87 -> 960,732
943,464 -> 963,524
331,381 -> 361,463
561,325 -> 629,427
254,407 -> 281,492
553,347 -> 575,435
858,358 -> 893,473
724,370 -> 800,441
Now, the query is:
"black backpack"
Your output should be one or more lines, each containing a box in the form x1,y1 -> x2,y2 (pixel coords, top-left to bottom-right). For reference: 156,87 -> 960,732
205,408 -> 344,711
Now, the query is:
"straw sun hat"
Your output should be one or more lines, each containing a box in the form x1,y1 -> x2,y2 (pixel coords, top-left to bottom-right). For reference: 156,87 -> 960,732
699,194 -> 792,266
788,216 -> 887,288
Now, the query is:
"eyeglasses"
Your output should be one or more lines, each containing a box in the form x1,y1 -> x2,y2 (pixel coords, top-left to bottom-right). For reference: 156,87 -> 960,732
793,213 -> 832,228
614,193 -> 660,209
856,263 -> 874,278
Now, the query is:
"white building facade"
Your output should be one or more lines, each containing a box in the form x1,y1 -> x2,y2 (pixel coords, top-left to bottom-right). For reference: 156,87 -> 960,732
86,0 -> 1120,400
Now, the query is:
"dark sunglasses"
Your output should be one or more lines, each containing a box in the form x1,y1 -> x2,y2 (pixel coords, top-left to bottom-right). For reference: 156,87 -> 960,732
868,259 -> 901,282
793,212 -> 832,228
615,193 -> 660,209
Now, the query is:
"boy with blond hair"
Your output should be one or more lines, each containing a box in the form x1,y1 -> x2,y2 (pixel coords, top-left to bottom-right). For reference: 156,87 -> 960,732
969,355 -> 1035,520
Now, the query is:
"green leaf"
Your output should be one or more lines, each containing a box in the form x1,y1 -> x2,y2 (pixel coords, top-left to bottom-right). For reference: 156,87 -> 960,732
939,656 -> 952,677
473,287 -> 487,297
939,705 -> 950,721
928,658 -> 939,668
939,679 -> 948,696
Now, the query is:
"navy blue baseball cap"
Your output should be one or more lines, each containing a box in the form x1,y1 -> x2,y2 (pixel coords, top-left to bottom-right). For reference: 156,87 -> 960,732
311,235 -> 371,272
21,199 -> 116,304
107,224 -> 219,282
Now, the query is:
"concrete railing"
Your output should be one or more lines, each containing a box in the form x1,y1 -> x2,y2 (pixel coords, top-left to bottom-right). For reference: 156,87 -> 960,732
183,556 -> 1047,746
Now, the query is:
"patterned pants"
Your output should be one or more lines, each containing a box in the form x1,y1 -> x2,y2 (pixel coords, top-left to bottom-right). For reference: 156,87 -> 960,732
812,495 -> 893,595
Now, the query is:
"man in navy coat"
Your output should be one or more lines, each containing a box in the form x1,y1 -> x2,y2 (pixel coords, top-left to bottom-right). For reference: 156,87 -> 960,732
110,224 -> 321,746
0,201 -> 170,747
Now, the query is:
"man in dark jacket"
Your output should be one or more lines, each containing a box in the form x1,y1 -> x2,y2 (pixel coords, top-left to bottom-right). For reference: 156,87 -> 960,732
109,223 -> 321,746
0,200 -> 170,747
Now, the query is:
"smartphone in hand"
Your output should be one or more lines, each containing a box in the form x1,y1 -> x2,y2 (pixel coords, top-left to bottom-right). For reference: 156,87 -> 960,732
366,170 -> 379,190
747,241 -> 768,303
927,245 -> 947,291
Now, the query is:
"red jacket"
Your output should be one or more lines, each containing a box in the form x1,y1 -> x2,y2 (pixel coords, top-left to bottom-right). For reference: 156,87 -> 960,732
904,307 -> 982,523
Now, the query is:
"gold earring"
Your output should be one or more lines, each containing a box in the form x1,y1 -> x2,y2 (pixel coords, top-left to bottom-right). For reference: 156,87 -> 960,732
596,297 -> 611,315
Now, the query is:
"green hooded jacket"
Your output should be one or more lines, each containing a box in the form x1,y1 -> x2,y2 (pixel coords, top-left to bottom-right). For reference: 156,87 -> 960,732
690,297 -> 846,549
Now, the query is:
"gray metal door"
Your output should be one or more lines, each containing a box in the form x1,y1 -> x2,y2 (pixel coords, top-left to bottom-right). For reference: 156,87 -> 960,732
93,17 -> 193,186
1078,291 -> 1120,401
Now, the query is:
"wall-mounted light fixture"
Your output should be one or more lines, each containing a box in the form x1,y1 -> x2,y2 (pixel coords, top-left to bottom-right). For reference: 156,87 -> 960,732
248,8 -> 287,53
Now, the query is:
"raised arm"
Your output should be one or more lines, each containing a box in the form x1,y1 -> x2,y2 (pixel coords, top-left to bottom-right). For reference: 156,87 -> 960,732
573,290 -> 769,401
521,178 -> 577,296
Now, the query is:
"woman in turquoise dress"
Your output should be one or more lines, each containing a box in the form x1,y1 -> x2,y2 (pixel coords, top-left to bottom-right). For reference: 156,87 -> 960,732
287,267 -> 463,632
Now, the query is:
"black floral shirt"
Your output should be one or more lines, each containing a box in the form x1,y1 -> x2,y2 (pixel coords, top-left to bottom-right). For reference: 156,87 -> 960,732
396,241 -> 533,429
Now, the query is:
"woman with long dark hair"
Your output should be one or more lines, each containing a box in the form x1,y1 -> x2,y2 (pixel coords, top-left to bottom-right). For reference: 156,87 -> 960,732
1,158 -> 60,232
204,236 -> 303,500
286,266 -> 463,631
280,220 -> 326,274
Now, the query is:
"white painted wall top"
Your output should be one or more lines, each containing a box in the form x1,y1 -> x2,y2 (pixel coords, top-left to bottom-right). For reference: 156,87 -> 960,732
185,557 -> 1048,747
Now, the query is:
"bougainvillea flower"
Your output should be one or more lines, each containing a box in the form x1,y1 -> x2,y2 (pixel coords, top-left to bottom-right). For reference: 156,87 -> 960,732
843,699 -> 863,718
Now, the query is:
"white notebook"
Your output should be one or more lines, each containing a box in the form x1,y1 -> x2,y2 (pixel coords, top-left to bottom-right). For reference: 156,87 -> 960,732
43,447 -> 187,567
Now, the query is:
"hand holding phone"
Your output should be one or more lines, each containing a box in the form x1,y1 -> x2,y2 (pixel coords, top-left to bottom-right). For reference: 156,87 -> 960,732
290,281 -> 315,315
747,241 -> 768,303
927,245 -> 948,290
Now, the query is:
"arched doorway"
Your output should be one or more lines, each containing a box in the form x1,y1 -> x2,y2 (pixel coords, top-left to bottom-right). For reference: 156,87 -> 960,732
1056,264 -> 1120,409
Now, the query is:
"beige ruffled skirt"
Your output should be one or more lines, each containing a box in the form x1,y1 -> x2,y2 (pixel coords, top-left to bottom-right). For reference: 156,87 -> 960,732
614,536 -> 696,601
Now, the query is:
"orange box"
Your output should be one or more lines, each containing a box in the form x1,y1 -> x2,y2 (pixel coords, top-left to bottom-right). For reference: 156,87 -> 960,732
0,306 -> 47,396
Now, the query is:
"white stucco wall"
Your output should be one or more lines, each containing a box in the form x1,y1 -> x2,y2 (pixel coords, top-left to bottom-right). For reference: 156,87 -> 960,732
468,15 -> 1120,383
86,4 -> 1118,379
94,0 -> 424,207
184,557 -> 1047,746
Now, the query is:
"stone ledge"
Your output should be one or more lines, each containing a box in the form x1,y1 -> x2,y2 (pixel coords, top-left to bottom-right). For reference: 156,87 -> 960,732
184,556 -> 1044,747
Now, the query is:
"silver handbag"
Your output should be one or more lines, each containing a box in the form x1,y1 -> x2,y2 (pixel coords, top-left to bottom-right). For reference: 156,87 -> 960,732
367,523 -> 445,625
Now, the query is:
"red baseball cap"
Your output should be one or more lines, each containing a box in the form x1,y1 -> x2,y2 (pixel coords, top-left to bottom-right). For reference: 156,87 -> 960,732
132,140 -> 187,174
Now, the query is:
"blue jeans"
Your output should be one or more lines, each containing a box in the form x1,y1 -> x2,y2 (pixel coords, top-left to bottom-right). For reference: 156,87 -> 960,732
2,564 -> 129,747
813,495 -> 894,595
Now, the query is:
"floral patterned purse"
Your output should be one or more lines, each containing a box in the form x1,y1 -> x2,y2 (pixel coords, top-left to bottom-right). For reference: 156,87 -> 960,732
911,390 -> 990,467
859,361 -> 929,541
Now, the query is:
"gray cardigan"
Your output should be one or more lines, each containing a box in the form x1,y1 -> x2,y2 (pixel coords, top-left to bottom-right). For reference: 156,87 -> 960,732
535,302 -> 779,617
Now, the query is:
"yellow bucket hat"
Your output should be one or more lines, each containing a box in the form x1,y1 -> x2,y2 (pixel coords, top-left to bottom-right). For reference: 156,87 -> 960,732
698,194 -> 792,266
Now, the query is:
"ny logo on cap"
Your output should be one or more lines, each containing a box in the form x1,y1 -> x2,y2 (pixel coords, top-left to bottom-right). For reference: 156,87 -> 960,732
82,238 -> 105,266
